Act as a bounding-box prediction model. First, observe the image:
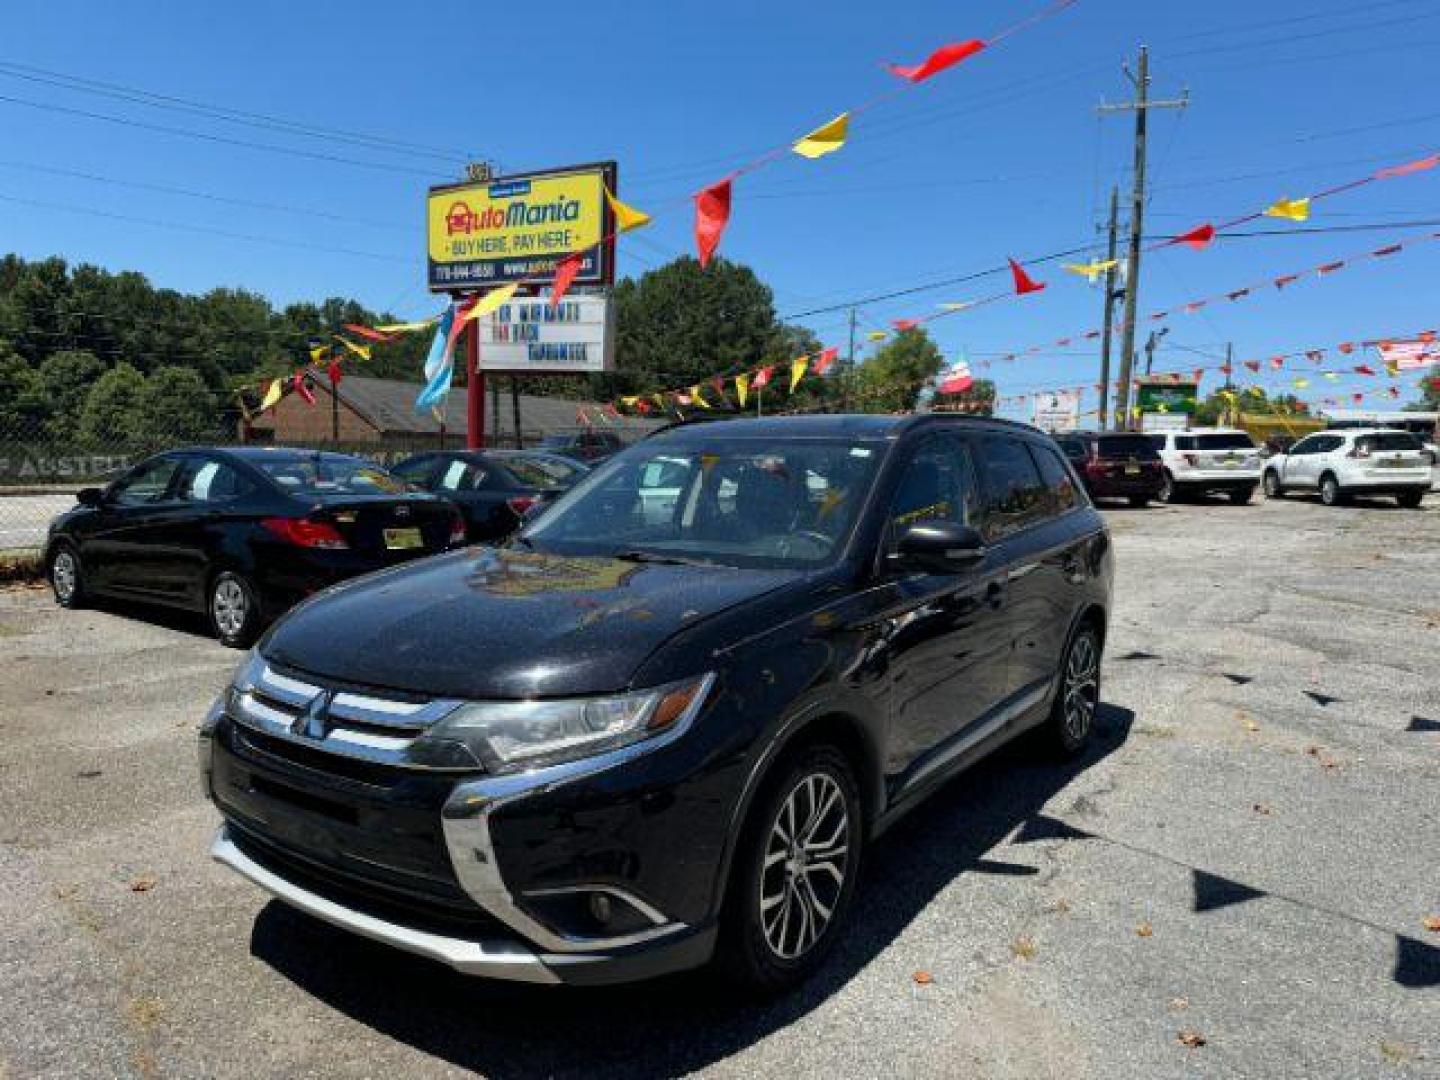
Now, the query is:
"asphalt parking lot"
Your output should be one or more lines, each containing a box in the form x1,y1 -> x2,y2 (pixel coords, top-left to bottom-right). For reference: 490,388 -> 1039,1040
0,492 -> 1436,1079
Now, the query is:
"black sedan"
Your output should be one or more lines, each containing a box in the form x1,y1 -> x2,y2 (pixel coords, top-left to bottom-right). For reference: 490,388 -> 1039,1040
391,449 -> 590,542
45,448 -> 464,647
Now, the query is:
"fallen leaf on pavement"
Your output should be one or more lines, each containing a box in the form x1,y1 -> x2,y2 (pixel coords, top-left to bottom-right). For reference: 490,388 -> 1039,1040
128,877 -> 156,893
1048,898 -> 1072,915
1177,1030 -> 1207,1049
1253,802 -> 1273,816
1423,915 -> 1440,933
912,970 -> 933,985
1012,936 -> 1037,960
1136,921 -> 1154,938
1169,997 -> 1190,1011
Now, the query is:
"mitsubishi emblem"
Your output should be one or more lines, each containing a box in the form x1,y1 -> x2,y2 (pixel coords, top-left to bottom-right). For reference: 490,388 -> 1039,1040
291,691 -> 333,739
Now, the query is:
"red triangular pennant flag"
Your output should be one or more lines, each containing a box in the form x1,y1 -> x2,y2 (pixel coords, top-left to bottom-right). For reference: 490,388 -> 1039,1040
1353,364 -> 1376,376
327,359 -> 343,387
1220,363 -> 1233,376
1173,223 -> 1216,250
1372,243 -> 1403,257
1227,288 -> 1251,301
752,364 -> 774,388
1243,360 -> 1261,373
1376,154 -> 1439,179
1317,260 -> 1345,275
292,370 -> 315,406
1352,393 -> 1364,404
813,346 -> 839,375
1338,342 -> 1355,354
1008,258 -> 1045,295
887,40 -> 986,82
1269,356 -> 1284,370
892,318 -> 920,331
1273,274 -> 1300,289
1305,350 -> 1324,363
694,177 -> 733,268
549,252 -> 584,309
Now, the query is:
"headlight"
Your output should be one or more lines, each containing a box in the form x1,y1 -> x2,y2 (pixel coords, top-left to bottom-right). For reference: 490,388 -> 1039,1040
417,673 -> 715,774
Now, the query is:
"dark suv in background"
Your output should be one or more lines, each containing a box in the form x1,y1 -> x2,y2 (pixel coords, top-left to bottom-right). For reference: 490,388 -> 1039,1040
1055,431 -> 1165,507
538,430 -> 625,463
201,415 -> 1112,992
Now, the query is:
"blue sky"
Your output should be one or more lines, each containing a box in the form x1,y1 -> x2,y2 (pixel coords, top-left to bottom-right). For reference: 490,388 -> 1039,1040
4,0 -> 1439,415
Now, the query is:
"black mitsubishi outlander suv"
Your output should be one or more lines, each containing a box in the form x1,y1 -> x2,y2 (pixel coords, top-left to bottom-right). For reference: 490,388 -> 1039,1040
200,414 -> 1112,992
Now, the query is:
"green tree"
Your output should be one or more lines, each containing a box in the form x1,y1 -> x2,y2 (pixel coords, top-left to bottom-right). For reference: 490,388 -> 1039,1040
77,362 -> 146,446
855,328 -> 945,412
36,349 -> 105,440
0,341 -> 44,434
136,366 -> 220,446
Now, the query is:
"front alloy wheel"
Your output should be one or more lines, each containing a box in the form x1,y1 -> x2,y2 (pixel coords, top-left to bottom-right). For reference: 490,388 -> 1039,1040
49,545 -> 86,608
1049,625 -> 1101,755
1320,475 -> 1343,507
719,745 -> 862,993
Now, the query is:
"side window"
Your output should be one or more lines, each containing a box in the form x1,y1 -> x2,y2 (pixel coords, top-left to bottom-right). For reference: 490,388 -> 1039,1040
178,458 -> 249,503
1031,444 -> 1081,513
110,457 -> 182,507
1288,438 -> 1315,456
437,459 -> 487,492
1319,436 -> 1344,454
886,436 -> 975,542
975,435 -> 1050,540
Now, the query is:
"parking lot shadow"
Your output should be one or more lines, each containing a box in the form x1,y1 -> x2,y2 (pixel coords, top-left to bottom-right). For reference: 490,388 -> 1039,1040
248,704 -> 1134,1079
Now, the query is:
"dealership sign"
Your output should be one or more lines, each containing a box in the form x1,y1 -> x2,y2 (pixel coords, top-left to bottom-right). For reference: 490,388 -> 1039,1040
427,163 -> 617,291
1031,391 -> 1081,433
476,295 -> 614,373
1135,380 -> 1198,415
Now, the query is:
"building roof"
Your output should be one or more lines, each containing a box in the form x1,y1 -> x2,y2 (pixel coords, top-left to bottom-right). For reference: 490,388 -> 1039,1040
261,375 -> 660,438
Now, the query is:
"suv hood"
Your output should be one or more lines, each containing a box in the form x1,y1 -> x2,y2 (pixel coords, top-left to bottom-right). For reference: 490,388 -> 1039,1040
261,547 -> 802,699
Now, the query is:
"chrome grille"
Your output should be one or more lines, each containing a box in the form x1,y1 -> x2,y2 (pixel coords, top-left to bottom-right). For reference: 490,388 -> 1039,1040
230,661 -> 465,769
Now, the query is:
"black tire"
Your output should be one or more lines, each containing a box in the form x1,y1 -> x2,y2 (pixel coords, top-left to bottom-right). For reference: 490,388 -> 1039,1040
1229,486 -> 1254,506
1157,470 -> 1176,504
47,542 -> 88,609
208,570 -> 260,649
1396,489 -> 1425,509
717,743 -> 863,995
1045,623 -> 1102,756
1319,473 -> 1344,507
1263,470 -> 1284,499
1128,495 -> 1149,509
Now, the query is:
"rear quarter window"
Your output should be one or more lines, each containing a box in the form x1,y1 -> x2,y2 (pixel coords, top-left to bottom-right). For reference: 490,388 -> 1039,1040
1097,435 -> 1160,459
1357,433 -> 1422,453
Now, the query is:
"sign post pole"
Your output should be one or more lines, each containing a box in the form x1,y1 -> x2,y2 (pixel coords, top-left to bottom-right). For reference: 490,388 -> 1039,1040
466,317 -> 485,449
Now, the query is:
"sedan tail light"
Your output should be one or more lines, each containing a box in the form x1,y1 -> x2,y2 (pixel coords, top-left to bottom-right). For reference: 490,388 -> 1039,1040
507,495 -> 537,517
1181,453 -> 1200,467
449,516 -> 467,547
261,516 -> 348,549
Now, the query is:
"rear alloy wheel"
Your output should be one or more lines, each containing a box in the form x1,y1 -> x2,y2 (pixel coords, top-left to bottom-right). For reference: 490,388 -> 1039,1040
1396,489 -> 1425,509
1319,474 -> 1344,507
1157,470 -> 1176,504
1047,625 -> 1101,756
209,571 -> 259,649
719,745 -> 862,994
1263,471 -> 1283,499
49,544 -> 87,609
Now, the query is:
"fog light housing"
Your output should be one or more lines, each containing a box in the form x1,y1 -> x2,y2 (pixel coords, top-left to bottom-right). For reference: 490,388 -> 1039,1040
589,893 -> 613,926
521,887 -> 664,940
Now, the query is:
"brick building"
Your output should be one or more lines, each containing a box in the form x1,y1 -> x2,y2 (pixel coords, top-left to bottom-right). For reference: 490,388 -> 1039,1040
243,375 -> 657,451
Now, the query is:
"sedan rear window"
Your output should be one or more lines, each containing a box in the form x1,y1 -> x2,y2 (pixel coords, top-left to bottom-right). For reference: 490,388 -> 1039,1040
1097,435 -> 1160,459
1357,433 -> 1422,453
254,454 -> 407,494
1175,433 -> 1256,451
501,455 -> 583,488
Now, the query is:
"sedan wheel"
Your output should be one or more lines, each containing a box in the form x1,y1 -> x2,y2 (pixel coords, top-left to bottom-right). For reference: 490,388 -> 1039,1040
209,571 -> 258,648
719,745 -> 862,993
1320,475 -> 1342,507
49,545 -> 86,608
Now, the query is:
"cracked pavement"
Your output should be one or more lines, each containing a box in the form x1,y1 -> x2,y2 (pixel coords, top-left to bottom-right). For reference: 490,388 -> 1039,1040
0,491 -> 1436,1078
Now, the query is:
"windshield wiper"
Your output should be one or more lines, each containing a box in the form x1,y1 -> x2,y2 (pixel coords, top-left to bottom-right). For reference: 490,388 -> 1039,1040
614,549 -> 717,567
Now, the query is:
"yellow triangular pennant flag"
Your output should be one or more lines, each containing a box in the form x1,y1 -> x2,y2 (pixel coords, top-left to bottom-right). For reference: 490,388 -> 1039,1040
792,112 -> 850,160
790,357 -> 808,393
735,372 -> 750,408
1263,197 -> 1311,223
374,317 -> 439,333
620,395 -> 638,409
1062,259 -> 1118,283
336,338 -> 371,361
309,344 -> 329,363
866,330 -> 887,342
1292,377 -> 1310,389
1323,372 -> 1339,382
259,378 -> 284,412
688,385 -> 711,409
604,186 -> 651,233
459,284 -> 520,326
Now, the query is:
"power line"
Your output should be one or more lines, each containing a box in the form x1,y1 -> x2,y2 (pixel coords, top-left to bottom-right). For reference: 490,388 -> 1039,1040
0,92 -> 446,179
0,60 -> 470,164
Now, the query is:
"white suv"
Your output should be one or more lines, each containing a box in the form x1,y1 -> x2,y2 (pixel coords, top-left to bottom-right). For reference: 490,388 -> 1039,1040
1262,428 -> 1431,507
1147,428 -> 1263,504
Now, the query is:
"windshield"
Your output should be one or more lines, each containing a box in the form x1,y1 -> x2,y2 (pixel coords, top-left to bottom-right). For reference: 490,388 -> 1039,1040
520,437 -> 884,569
500,454 -> 585,488
254,454 -> 407,494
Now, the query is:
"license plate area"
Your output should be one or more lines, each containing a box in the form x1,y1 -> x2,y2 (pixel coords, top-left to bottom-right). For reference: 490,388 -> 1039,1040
383,527 -> 424,549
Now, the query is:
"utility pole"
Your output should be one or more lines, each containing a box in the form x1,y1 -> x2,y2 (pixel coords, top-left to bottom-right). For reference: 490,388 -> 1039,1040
1223,341 -> 1235,426
1098,186 -> 1120,430
1098,47 -> 1187,430
1143,326 -> 1168,376
843,307 -> 858,412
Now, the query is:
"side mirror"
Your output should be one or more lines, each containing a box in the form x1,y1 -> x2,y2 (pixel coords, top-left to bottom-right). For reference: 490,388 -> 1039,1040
892,521 -> 986,572
77,487 -> 105,508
